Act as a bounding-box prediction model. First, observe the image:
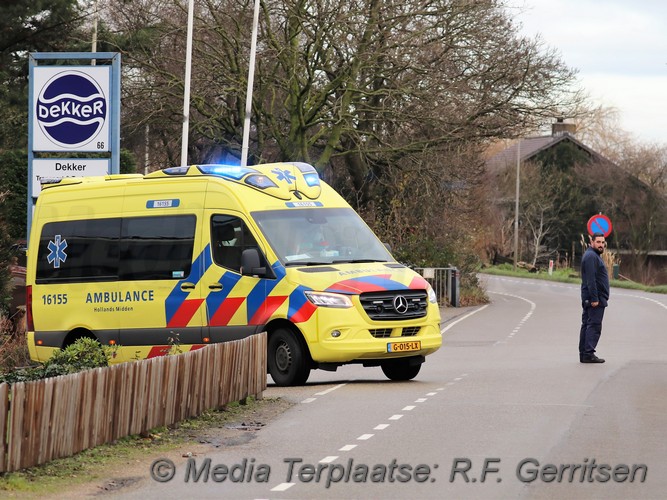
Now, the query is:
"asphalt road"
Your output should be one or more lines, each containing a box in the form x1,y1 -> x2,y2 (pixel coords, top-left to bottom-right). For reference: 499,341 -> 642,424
114,274 -> 667,499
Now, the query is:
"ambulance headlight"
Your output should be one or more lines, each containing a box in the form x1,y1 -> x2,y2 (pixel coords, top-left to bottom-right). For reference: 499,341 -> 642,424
304,291 -> 353,308
427,284 -> 438,304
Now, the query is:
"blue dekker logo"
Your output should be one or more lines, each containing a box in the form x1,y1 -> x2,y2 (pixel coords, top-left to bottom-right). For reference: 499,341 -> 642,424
47,235 -> 68,268
36,70 -> 107,148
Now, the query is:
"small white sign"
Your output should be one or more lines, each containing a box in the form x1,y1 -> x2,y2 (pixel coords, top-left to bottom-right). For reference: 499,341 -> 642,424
32,158 -> 110,197
423,268 -> 435,279
154,200 -> 173,208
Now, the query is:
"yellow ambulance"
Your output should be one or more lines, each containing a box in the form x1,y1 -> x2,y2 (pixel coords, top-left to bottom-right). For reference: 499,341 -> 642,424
26,162 -> 442,385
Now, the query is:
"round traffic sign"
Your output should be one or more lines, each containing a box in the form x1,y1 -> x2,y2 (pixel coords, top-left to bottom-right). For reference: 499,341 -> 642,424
587,214 -> 612,237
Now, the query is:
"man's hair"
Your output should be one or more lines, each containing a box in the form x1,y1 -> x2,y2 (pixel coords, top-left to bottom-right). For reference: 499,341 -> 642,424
591,232 -> 604,239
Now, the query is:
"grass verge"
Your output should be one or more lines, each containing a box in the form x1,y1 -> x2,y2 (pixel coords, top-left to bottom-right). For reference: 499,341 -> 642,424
480,264 -> 667,294
0,396 -> 292,497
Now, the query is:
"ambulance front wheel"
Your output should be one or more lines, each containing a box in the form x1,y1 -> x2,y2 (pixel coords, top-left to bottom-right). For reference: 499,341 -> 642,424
381,357 -> 422,381
268,328 -> 311,386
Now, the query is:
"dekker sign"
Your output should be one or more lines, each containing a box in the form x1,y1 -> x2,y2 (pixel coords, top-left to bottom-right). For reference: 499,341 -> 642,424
32,67 -> 110,152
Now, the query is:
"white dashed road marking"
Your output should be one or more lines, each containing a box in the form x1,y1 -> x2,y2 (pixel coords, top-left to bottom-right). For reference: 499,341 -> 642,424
441,305 -> 489,334
315,383 -> 348,396
487,291 -> 536,344
272,372 -> 469,494
301,382 -> 347,403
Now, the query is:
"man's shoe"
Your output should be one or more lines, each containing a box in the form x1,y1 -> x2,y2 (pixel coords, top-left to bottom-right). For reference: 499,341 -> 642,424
581,355 -> 605,363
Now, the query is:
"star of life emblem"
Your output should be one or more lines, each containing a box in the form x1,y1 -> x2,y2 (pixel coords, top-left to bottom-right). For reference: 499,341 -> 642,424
47,234 -> 68,268
271,168 -> 297,184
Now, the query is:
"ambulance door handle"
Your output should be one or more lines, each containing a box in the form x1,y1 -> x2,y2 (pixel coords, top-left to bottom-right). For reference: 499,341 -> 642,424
208,283 -> 223,291
180,283 -> 195,291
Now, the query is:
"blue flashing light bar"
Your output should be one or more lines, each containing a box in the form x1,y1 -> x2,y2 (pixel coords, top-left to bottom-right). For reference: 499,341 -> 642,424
162,166 -> 190,175
288,162 -> 320,187
245,174 -> 277,189
303,172 -> 320,187
289,162 -> 317,173
198,164 -> 258,180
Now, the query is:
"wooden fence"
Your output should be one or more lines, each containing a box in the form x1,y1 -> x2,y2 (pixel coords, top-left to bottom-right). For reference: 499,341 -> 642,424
0,333 -> 267,472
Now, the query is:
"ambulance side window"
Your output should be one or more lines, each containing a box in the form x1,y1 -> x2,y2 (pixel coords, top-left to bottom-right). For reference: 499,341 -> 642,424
36,215 -> 196,283
211,215 -> 264,273
37,218 -> 121,282
119,215 -> 195,280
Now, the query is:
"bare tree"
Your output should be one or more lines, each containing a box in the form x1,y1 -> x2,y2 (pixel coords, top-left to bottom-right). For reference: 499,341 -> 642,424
572,105 -> 666,196
494,160 -> 554,266
614,142 -> 667,196
571,104 -> 667,276
97,0 -> 587,269
104,0 -> 583,169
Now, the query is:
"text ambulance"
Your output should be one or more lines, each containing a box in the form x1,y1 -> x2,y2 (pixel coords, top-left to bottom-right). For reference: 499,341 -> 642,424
26,162 -> 442,385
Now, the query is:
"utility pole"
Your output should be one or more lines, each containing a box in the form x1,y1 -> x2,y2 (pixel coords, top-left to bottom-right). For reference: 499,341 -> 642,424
513,140 -> 521,270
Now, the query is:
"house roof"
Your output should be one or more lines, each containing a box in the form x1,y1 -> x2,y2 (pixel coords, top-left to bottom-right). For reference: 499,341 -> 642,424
485,132 -> 610,173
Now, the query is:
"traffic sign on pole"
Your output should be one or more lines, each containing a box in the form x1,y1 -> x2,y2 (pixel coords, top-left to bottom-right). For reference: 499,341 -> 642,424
587,214 -> 612,237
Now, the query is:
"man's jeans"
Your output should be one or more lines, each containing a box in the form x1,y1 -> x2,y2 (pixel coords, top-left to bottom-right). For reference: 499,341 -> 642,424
579,303 -> 606,357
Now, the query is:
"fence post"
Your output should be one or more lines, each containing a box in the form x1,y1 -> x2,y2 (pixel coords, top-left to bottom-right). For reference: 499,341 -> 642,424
450,267 -> 460,307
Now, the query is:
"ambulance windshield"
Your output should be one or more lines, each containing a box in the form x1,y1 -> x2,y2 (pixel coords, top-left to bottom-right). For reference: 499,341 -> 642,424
252,207 -> 393,265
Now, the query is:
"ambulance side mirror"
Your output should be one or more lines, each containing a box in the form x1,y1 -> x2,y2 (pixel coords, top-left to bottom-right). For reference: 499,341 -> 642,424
241,248 -> 268,277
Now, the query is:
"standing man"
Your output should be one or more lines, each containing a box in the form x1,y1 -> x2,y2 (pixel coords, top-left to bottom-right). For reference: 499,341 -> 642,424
579,232 -> 610,363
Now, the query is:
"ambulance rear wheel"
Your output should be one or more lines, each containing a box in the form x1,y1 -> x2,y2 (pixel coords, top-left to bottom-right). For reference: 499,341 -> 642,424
268,328 -> 310,386
63,330 -> 95,348
381,358 -> 421,381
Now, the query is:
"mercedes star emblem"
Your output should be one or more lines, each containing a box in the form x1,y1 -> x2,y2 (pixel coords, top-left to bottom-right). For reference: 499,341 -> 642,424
393,295 -> 409,314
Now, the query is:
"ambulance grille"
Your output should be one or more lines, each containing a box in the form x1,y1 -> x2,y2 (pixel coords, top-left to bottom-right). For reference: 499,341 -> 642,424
368,326 -> 422,338
401,326 -> 421,336
369,328 -> 393,338
359,290 -> 428,321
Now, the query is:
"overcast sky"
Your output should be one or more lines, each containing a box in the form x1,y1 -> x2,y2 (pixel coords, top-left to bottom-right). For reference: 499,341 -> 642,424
507,0 -> 667,144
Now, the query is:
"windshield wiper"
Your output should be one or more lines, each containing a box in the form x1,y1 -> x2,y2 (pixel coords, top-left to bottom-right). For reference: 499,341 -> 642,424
284,258 -> 388,266
284,261 -> 334,267
332,259 -> 387,264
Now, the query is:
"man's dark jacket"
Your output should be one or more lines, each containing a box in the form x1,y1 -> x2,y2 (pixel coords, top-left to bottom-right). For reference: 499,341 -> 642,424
580,247 -> 610,306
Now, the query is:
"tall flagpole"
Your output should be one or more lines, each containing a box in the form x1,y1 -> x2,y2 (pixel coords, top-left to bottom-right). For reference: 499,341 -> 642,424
241,0 -> 261,167
91,0 -> 99,65
180,0 -> 195,167
513,140 -> 521,270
